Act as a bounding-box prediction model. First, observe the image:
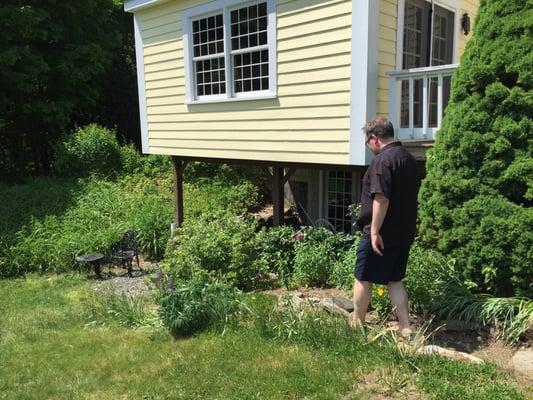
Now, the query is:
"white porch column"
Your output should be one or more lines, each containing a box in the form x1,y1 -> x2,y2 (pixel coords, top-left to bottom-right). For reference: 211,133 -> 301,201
349,0 -> 379,166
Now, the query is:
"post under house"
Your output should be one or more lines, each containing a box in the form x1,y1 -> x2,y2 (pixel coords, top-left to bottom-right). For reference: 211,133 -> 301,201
171,157 -> 188,229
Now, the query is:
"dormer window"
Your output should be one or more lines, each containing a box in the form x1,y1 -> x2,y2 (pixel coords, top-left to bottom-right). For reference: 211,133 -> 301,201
183,0 -> 277,104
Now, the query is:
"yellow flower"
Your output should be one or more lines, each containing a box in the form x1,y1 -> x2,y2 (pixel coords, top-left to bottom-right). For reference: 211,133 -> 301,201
376,287 -> 384,297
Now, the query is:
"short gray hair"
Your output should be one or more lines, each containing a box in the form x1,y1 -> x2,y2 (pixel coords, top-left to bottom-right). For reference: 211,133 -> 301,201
362,117 -> 394,139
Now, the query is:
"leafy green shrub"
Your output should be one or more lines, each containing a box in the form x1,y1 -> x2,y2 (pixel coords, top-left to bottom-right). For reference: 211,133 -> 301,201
133,194 -> 172,260
120,145 -> 171,177
184,180 -> 259,218
418,0 -> 533,297
255,226 -> 298,288
291,227 -> 350,288
328,236 -> 359,290
163,215 -> 269,290
366,242 -> 456,319
53,124 -> 122,177
156,272 -> 246,336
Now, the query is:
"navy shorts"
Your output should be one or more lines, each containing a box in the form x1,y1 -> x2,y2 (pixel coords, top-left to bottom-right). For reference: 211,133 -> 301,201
354,235 -> 411,284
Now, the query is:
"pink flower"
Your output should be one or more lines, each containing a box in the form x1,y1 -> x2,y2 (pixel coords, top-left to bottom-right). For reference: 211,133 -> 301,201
294,231 -> 304,241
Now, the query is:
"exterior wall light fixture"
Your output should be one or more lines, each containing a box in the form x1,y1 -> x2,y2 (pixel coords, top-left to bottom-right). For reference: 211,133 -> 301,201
461,13 -> 471,35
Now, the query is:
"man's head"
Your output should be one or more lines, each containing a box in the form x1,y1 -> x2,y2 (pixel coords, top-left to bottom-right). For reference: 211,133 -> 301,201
362,117 -> 395,154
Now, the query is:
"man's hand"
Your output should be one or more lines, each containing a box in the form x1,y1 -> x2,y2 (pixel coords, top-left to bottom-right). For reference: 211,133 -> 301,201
371,232 -> 384,256
371,193 -> 389,256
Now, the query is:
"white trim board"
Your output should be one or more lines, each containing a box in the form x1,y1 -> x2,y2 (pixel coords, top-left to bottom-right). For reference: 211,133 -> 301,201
134,14 -> 150,153
349,0 -> 379,166
125,0 -> 164,12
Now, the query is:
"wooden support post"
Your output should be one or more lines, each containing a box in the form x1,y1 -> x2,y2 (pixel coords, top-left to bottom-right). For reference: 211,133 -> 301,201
171,156 -> 188,228
272,166 -> 284,227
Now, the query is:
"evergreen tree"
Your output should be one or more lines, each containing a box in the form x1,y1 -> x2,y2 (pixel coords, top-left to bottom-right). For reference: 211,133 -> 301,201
419,0 -> 533,297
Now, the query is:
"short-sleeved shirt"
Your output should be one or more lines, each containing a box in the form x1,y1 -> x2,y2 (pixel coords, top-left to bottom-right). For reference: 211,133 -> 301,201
356,141 -> 420,247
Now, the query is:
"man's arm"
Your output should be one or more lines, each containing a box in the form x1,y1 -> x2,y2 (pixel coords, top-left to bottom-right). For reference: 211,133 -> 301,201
371,193 -> 389,256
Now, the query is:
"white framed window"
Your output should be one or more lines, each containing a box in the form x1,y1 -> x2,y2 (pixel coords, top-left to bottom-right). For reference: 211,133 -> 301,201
326,170 -> 357,234
183,0 -> 277,104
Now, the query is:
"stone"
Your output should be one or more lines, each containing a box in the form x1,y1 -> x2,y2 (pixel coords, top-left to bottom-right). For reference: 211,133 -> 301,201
510,348 -> 533,381
417,345 -> 484,364
332,296 -> 354,312
365,311 -> 380,324
320,297 -> 350,317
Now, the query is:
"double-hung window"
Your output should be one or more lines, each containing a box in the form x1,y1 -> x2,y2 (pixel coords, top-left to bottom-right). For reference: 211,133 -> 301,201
183,0 -> 276,103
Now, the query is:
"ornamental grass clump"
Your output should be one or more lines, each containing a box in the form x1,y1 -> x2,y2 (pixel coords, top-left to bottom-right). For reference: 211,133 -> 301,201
418,0 -> 533,297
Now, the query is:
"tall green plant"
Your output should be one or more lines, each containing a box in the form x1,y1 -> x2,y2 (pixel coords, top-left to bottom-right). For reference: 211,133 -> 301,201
418,0 -> 533,297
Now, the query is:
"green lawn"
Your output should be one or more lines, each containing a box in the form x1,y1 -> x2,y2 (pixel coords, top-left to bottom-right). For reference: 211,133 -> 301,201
0,275 -> 528,400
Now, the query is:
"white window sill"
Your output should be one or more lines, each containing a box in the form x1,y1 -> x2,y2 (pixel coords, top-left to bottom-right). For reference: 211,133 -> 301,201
186,93 -> 277,105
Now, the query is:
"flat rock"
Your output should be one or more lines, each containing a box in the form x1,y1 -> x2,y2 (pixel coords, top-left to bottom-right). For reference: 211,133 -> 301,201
417,345 -> 484,364
510,348 -> 533,381
320,297 -> 350,317
332,297 -> 354,312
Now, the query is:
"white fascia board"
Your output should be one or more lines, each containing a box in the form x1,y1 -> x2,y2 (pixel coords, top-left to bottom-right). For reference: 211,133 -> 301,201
124,0 -> 162,12
349,0 -> 379,165
133,14 -> 150,154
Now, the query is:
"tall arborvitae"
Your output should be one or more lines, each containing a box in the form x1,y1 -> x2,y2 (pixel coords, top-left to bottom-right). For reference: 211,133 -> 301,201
419,0 -> 532,297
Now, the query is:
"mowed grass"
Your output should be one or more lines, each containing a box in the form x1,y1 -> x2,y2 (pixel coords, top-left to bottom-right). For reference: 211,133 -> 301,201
0,275 -> 529,400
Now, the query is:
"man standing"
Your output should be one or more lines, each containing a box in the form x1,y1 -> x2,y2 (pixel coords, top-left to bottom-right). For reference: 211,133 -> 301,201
354,117 -> 420,337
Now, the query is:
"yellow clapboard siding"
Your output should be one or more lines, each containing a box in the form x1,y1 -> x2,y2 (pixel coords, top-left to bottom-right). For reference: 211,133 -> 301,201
143,23 -> 180,40
148,118 -> 350,131
277,0 -> 348,16
149,130 -> 349,141
145,76 -> 184,90
143,30 -> 181,46
148,105 -> 350,121
379,39 -> 396,54
142,11 -> 181,31
147,92 -> 350,110
378,52 -> 396,67
278,79 -> 350,95
378,76 -> 390,90
139,0 -> 203,22
278,27 -> 352,52
143,40 -> 181,57
277,0 -> 351,29
377,100 -> 389,115
379,12 -> 397,30
379,25 -> 396,42
278,53 -> 351,74
145,68 -> 183,82
148,146 -> 350,164
149,138 -> 348,153
380,1 -> 397,18
279,65 -> 351,84
278,13 -> 351,40
278,39 -> 351,63
144,58 -> 182,73
144,51 -> 183,66
135,0 -> 354,165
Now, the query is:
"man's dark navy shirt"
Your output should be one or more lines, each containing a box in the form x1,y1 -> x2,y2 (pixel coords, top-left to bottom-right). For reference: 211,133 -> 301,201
357,141 -> 421,247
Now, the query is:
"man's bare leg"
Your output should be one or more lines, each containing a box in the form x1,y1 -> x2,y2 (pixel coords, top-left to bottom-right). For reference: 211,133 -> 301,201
387,281 -> 411,336
353,279 -> 372,326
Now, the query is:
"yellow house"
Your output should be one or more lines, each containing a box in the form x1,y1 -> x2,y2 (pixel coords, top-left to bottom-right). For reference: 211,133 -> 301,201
125,0 -> 478,232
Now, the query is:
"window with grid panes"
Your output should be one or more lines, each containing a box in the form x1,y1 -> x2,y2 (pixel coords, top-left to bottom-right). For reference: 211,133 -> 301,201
184,0 -> 275,102
327,171 -> 354,234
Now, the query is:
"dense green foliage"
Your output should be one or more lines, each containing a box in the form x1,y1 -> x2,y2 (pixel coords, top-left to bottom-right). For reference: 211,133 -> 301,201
419,0 -> 533,297
156,272 -> 245,336
0,1 -> 137,180
163,215 -> 269,290
53,124 -> 123,177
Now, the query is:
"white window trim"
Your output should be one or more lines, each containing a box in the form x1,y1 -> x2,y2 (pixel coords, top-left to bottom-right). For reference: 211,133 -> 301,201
395,0 -> 460,70
182,0 -> 277,104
